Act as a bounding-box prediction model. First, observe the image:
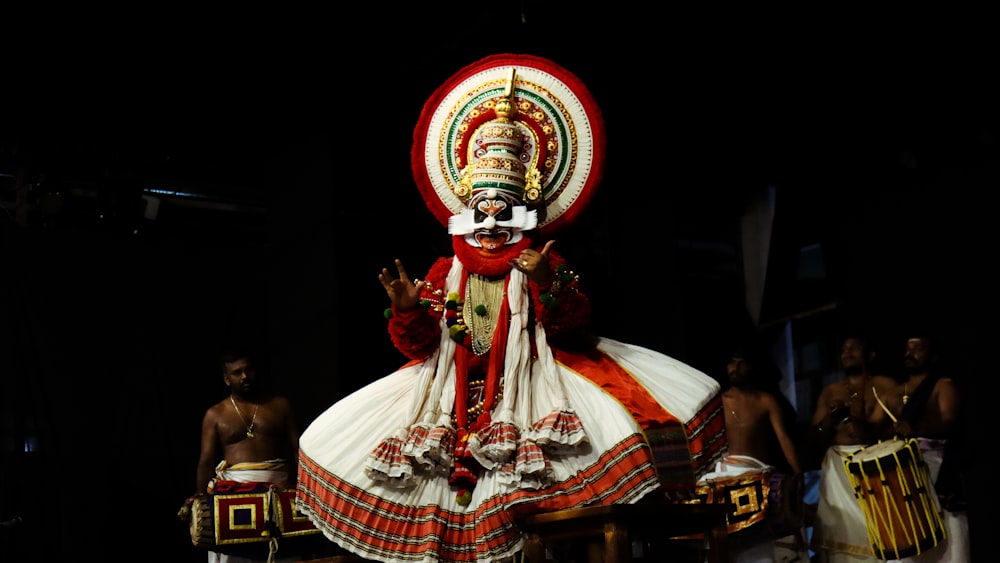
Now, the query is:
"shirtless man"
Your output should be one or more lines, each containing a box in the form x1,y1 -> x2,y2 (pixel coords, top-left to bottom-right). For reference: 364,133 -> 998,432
187,348 -> 302,563
721,349 -> 801,475
892,335 -> 960,441
193,349 -> 300,495
809,336 -> 897,450
703,346 -> 808,562
887,334 -> 969,562
809,335 -> 899,562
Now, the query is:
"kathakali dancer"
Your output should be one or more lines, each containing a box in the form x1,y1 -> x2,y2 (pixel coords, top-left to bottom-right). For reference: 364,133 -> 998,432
296,53 -> 726,562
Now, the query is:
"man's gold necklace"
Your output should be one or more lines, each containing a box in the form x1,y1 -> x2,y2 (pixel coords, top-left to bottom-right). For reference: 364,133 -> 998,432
847,376 -> 870,402
724,393 -> 740,422
230,396 -> 259,438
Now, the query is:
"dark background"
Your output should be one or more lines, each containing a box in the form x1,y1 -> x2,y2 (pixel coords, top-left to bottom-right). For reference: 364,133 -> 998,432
1,5 -> 995,561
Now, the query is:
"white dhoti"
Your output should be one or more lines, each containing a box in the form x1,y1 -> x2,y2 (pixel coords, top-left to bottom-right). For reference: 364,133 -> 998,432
210,459 -> 293,492
887,438 -> 970,563
810,445 -> 883,563
813,439 -> 970,563
698,454 -> 774,481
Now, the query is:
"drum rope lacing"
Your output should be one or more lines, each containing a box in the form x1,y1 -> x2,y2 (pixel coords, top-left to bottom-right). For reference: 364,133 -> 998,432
842,438 -> 946,560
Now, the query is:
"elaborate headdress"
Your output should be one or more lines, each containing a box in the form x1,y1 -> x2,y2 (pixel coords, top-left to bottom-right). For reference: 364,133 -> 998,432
412,53 -> 606,237
447,67 -> 538,240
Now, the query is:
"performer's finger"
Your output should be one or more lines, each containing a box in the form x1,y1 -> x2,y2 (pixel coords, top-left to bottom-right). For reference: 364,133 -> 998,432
378,270 -> 392,287
539,240 -> 556,257
394,258 -> 411,282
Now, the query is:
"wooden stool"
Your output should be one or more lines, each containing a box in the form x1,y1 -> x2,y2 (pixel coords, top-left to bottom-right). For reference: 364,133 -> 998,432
516,500 -> 730,563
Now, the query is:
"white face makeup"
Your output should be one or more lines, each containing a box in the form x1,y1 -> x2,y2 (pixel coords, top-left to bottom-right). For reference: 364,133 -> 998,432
448,188 -> 536,250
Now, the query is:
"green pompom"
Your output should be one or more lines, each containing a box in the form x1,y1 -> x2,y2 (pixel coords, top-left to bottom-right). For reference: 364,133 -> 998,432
420,299 -> 432,309
456,489 -> 473,506
383,308 -> 393,319
474,304 -> 487,316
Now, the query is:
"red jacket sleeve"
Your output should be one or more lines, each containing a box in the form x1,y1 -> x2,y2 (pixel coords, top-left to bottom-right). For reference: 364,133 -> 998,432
386,257 -> 452,360
387,252 -> 594,358
530,249 -> 593,349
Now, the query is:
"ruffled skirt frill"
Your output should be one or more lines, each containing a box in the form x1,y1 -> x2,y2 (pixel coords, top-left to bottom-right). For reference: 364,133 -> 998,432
296,336 -> 723,562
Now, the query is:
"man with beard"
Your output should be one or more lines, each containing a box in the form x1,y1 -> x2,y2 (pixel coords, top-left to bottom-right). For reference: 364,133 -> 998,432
885,334 -> 969,563
809,335 -> 899,562
717,344 -> 801,476
183,348 -> 304,563
698,344 -> 806,562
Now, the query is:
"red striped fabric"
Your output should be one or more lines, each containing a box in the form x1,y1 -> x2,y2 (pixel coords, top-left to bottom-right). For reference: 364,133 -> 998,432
297,433 -> 659,561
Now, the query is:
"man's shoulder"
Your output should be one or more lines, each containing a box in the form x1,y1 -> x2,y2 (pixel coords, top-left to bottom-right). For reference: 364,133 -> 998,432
871,374 -> 899,386
933,376 -> 959,392
205,399 -> 231,418
820,380 -> 846,393
267,394 -> 292,406
748,387 -> 778,400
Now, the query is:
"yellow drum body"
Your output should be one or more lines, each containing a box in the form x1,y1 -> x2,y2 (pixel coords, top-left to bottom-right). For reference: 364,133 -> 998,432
843,438 -> 946,560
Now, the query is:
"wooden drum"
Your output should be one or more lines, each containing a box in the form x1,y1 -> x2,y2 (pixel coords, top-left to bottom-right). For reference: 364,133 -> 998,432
187,488 -> 320,552
697,470 -> 773,534
843,438 -> 947,560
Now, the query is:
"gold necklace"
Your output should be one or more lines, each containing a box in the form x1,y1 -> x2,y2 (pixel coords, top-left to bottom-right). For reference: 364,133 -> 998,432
723,393 -> 740,422
847,376 -> 869,402
230,396 -> 259,438
902,383 -> 909,405
465,274 -> 505,356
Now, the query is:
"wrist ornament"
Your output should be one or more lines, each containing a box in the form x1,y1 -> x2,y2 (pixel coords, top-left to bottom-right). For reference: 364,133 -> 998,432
540,264 -> 578,306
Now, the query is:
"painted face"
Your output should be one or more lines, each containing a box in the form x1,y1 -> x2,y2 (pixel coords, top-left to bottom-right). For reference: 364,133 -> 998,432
448,188 -> 536,251
470,195 -> 515,250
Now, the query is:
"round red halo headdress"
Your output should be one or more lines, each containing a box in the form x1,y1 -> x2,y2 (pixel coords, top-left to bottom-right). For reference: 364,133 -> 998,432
411,53 -> 606,237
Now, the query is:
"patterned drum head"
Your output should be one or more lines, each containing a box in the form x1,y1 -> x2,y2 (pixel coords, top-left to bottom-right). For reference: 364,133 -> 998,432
846,437 -> 915,475
411,53 -> 606,236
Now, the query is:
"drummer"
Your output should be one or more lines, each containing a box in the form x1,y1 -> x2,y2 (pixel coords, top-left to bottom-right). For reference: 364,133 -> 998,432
701,341 -> 806,561
716,342 -> 801,476
809,335 -> 899,562
884,333 -> 969,562
183,346 -> 302,563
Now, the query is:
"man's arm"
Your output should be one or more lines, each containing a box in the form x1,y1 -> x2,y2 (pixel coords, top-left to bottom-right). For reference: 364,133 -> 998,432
282,396 -> 301,487
934,378 -> 961,438
868,376 -> 901,439
810,387 -> 832,427
803,386 -> 836,466
194,406 -> 222,496
767,394 -> 802,474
